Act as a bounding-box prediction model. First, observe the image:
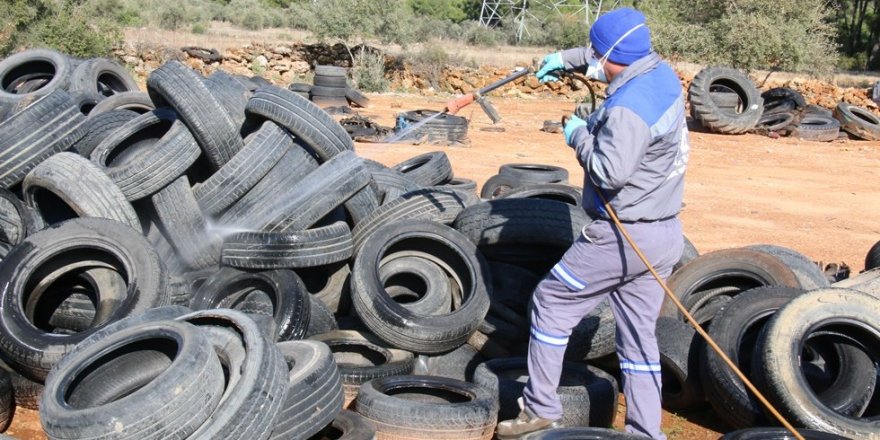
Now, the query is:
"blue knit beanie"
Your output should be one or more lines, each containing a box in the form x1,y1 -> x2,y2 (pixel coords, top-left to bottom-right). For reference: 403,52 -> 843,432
589,8 -> 652,65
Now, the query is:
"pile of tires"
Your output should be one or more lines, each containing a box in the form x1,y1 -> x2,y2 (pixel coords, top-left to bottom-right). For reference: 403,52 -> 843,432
0,48 -> 140,123
688,66 -> 880,143
288,65 -> 371,110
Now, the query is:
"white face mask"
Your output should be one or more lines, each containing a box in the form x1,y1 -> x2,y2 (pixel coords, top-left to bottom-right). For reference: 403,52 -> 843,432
584,23 -> 646,83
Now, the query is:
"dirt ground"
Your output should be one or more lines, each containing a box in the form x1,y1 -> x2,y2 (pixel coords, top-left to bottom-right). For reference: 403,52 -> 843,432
5,93 -> 880,439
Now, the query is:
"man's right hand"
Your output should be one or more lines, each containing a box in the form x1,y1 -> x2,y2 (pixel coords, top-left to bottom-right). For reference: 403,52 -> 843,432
535,52 -> 564,83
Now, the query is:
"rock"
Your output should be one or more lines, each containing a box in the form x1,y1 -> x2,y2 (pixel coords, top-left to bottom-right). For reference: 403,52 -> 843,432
253,55 -> 269,70
273,46 -> 292,55
291,61 -> 310,74
273,62 -> 291,74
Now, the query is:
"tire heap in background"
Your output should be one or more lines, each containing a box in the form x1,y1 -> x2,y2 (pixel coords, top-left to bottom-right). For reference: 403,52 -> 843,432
688,66 -> 880,141
288,65 -> 371,111
0,48 -> 876,440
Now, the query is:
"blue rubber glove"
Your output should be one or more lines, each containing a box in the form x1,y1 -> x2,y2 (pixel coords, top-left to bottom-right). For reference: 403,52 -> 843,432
535,52 -> 564,83
564,114 -> 588,146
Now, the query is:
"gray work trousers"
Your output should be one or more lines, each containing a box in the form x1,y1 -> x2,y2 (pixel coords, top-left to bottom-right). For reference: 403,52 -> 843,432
523,217 -> 683,440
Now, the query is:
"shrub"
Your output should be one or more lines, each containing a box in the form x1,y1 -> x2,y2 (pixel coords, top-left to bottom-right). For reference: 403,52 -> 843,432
641,0 -> 838,73
2,0 -> 122,58
405,43 -> 453,87
352,49 -> 389,92
191,23 -> 208,34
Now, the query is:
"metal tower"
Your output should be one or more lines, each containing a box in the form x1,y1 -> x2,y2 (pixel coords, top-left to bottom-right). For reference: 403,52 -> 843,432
480,0 -> 623,42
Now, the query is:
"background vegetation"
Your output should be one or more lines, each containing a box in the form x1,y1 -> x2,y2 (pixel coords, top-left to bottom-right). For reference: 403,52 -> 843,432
3,0 -> 880,75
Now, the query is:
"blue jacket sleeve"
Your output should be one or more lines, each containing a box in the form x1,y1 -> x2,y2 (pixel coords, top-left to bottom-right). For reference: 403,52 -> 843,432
569,106 -> 653,191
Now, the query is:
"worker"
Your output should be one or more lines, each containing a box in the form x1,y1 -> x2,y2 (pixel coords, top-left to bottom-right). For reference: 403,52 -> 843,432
495,7 -> 688,440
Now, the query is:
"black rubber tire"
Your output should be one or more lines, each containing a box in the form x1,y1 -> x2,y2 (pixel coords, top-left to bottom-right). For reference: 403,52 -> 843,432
311,96 -> 350,109
392,152 -> 453,186
412,343 -> 484,382
474,357 -> 618,428
369,166 -> 424,205
396,110 -> 468,143
833,102 -> 880,141
222,221 -> 353,269
314,74 -> 348,87
710,91 -> 741,112
8,367 -> 43,410
224,150 -> 370,233
216,144 -> 319,224
288,83 -> 312,93
204,70 -> 250,127
662,248 -> 801,322
311,330 -> 414,407
0,89 -> 87,188
23,152 -> 140,230
175,309 -> 289,440
0,218 -> 167,380
378,253 -> 454,316
271,340 -> 344,439
90,109 -> 201,201
0,188 -> 31,246
88,91 -> 155,115
306,410 -> 376,440
305,295 -> 338,337
703,285 -> 832,429
499,163 -> 569,184
756,112 -> 796,131
189,267 -> 310,341
688,67 -> 763,134
674,235 -> 700,273
793,116 -> 841,142
151,175 -> 221,269
865,240 -> 880,271
351,189 -> 468,254
655,317 -> 704,410
315,65 -> 347,76
182,46 -> 223,63
521,427 -> 651,439
720,427 -> 855,440
352,220 -> 491,354
345,88 -> 371,108
310,85 -> 348,98
40,320 -> 225,439
754,288 -> 880,438
296,262 -> 352,315
453,198 -> 589,267
68,57 -> 138,98
70,91 -> 100,116
246,86 -> 354,161
0,369 -> 10,431
73,109 -> 140,158
499,183 -> 583,207
147,60 -> 243,169
804,105 -> 834,118
0,49 -> 71,106
432,180 -> 481,207
192,120 -> 291,216
761,87 -> 807,115
480,174 -> 523,199
355,375 -> 497,440
746,244 -> 829,290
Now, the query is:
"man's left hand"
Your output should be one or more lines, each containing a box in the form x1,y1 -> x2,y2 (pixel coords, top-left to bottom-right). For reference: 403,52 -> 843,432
564,114 -> 588,147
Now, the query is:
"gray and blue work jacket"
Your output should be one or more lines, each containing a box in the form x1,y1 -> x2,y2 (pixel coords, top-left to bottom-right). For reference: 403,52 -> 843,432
561,49 -> 688,223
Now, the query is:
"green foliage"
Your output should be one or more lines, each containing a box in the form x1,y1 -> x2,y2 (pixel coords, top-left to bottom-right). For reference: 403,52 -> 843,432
404,43 -> 460,87
191,23 -> 208,34
407,0 -> 469,22
641,0 -> 838,73
351,48 -> 389,92
1,0 -> 122,58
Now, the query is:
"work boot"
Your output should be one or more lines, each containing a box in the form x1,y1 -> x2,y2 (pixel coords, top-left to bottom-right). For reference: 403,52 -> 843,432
496,407 -> 561,439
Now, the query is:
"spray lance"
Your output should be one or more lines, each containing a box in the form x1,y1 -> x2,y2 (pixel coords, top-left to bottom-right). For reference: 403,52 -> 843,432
443,66 -> 533,123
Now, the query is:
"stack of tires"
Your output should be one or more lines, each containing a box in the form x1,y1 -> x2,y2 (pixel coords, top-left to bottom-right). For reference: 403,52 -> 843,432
393,110 -> 469,145
306,65 -> 371,110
